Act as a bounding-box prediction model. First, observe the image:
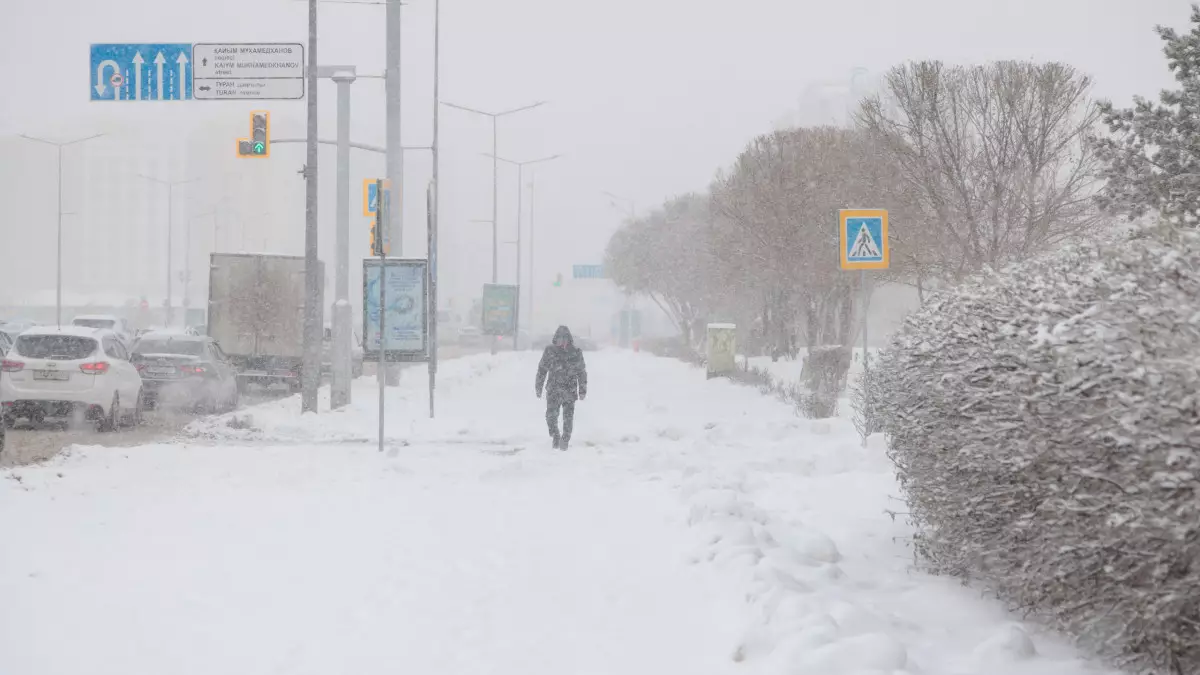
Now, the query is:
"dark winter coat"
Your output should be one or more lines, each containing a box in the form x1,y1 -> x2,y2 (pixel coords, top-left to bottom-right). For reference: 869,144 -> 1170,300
536,326 -> 588,403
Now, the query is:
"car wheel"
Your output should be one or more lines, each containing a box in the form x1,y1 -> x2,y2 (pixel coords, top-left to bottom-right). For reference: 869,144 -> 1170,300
130,389 -> 145,426
100,393 -> 120,432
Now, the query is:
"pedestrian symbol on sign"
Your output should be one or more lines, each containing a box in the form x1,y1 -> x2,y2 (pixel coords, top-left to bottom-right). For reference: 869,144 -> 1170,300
838,209 -> 889,270
849,223 -> 881,259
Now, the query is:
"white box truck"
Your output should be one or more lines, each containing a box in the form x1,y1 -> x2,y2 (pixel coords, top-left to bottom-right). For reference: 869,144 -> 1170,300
207,253 -> 323,392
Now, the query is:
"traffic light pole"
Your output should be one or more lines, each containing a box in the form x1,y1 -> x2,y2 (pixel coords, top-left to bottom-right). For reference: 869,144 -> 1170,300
301,0 -> 322,414
375,180 -> 387,452
385,0 -> 404,388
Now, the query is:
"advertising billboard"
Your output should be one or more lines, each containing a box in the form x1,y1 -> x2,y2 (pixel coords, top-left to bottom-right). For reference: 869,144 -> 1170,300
363,258 -> 428,362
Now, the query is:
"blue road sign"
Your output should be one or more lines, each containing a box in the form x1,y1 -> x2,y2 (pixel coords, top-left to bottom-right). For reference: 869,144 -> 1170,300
90,43 -> 193,102
839,209 -> 889,270
573,264 -> 605,279
363,179 -> 393,216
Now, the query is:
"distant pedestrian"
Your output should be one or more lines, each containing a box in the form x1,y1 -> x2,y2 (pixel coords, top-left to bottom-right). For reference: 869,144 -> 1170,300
535,325 -> 588,450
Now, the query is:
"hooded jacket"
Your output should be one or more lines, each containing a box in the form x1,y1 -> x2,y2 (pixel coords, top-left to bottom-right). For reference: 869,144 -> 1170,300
536,326 -> 588,402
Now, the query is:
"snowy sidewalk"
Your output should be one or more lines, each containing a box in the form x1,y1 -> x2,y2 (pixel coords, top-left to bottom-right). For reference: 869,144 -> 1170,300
0,351 -> 1118,675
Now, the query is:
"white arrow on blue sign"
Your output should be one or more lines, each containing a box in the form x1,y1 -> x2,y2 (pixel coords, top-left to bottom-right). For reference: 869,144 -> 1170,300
90,43 -> 193,101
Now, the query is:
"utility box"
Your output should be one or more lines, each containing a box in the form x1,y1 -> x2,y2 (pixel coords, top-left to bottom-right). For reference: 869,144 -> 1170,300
706,323 -> 737,379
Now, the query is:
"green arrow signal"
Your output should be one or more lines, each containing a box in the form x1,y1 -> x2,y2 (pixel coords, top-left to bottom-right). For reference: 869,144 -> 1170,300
253,142 -> 266,154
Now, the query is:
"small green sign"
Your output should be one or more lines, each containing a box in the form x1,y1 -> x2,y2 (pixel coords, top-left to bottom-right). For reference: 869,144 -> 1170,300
481,283 -> 519,336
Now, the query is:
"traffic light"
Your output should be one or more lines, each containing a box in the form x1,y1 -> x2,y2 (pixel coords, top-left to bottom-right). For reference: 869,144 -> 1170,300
369,225 -> 391,255
236,111 -> 270,158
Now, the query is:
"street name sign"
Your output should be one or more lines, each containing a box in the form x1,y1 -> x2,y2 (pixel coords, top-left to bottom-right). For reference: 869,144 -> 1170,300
192,43 -> 305,100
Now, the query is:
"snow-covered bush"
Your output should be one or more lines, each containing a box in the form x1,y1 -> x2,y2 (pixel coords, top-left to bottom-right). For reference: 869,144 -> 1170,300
641,336 -> 704,366
850,361 -> 883,443
874,224 -> 1200,674
799,345 -> 850,419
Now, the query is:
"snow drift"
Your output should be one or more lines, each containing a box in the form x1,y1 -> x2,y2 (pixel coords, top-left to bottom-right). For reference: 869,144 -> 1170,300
870,224 -> 1200,674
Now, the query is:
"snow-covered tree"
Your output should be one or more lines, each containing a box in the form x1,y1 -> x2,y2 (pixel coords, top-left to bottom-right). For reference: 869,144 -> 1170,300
1092,4 -> 1200,225
858,60 -> 1101,285
708,127 -> 912,352
605,193 -> 715,345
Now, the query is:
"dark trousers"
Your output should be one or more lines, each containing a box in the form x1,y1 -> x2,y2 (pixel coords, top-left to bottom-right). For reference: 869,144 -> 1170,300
546,398 -> 576,441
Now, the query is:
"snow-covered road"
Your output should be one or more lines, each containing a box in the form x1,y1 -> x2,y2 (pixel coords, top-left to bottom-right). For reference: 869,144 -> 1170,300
0,351 -> 1119,675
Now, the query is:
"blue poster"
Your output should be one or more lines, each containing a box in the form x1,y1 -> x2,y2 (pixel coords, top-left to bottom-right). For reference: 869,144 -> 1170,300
364,260 -> 427,354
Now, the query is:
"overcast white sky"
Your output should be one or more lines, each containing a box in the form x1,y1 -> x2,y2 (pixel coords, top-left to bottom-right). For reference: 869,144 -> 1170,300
0,0 -> 1188,327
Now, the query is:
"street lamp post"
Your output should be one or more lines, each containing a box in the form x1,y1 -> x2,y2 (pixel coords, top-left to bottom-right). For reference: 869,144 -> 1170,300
441,100 -> 546,284
186,210 -> 216,312
528,174 -> 539,336
482,152 -> 561,350
138,174 -> 201,326
20,132 -> 105,326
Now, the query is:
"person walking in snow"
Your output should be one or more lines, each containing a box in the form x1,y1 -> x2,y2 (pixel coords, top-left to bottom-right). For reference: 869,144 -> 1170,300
535,325 -> 588,450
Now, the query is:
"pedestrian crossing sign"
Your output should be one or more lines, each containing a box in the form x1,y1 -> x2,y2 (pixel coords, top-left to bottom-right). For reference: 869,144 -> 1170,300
839,209 -> 889,270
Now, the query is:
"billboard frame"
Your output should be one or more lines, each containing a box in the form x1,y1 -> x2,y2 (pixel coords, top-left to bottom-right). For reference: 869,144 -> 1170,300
362,257 -> 429,363
481,283 -> 519,337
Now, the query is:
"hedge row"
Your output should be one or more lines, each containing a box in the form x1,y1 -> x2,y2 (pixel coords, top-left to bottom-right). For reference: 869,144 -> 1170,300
869,225 -> 1200,674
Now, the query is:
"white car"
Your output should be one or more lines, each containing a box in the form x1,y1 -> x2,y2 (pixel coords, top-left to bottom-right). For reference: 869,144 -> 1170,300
72,314 -> 133,345
1,326 -> 144,430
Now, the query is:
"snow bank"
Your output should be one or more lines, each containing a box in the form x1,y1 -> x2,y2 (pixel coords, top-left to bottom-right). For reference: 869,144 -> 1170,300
873,224 -> 1200,674
668,429 -> 1112,675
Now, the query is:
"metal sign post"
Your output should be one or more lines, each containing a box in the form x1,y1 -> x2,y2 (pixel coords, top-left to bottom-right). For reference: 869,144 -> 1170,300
375,180 -> 387,452
427,183 -> 437,418
839,208 -> 889,447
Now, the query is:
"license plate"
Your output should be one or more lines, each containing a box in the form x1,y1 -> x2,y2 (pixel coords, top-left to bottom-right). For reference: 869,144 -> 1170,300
33,370 -> 69,381
148,367 -> 176,375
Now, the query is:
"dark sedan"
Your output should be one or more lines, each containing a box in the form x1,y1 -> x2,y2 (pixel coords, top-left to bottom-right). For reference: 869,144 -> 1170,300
130,334 -> 240,412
